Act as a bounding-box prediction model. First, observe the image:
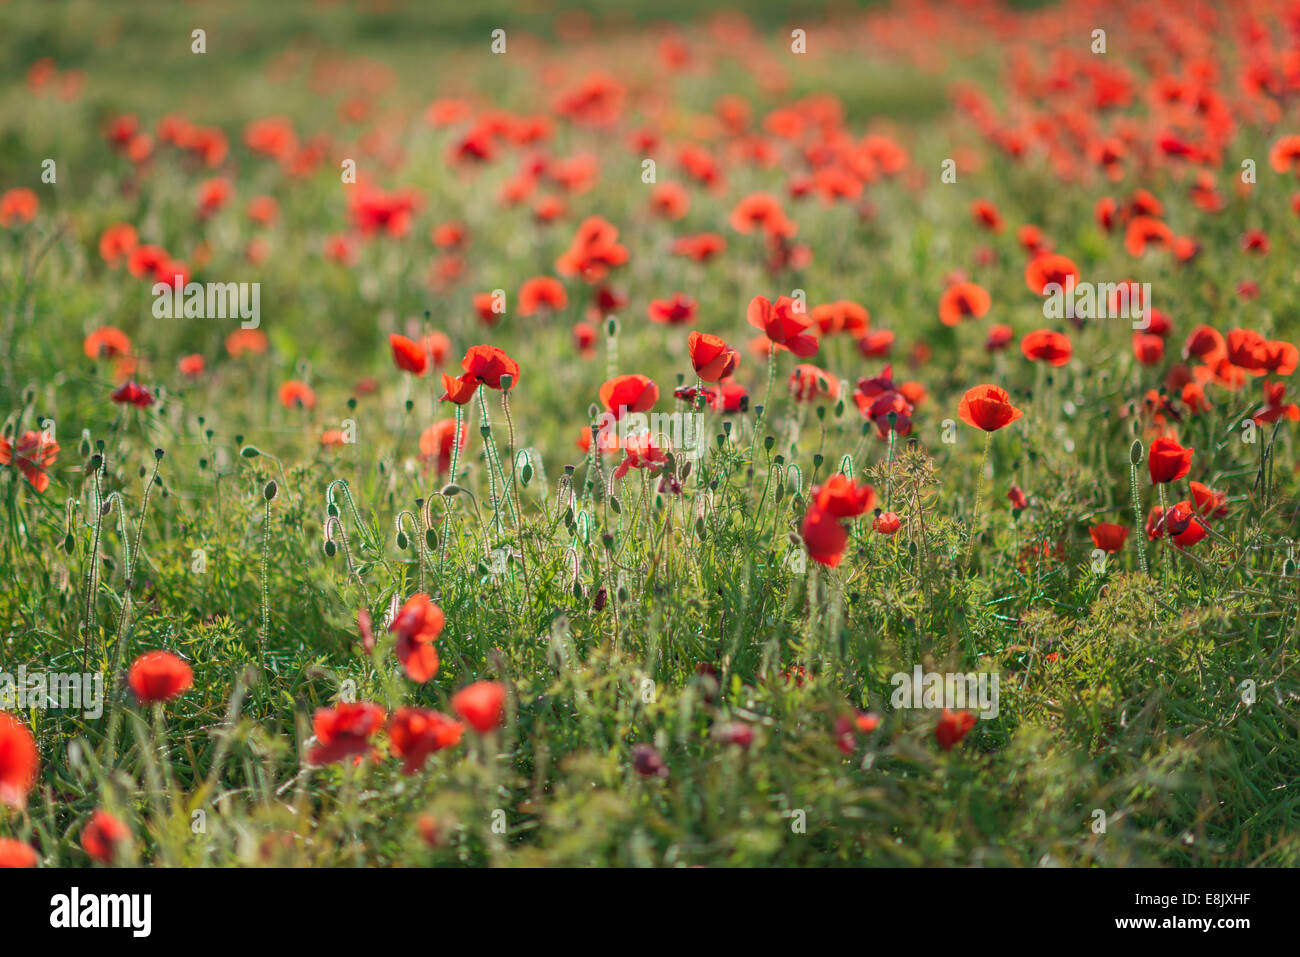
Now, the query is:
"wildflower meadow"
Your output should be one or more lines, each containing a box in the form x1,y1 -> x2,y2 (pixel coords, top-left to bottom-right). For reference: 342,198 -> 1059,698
0,0 -> 1295,916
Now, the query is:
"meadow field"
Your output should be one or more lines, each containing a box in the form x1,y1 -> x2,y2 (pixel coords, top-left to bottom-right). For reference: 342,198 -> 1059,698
0,0 -> 1298,870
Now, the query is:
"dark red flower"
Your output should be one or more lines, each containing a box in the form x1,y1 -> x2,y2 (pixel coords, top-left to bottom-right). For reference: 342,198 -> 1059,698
111,381 -> 154,407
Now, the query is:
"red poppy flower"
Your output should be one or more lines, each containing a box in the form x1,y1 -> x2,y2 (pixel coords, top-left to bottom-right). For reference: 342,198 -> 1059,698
730,192 -> 796,237
1261,340 -> 1299,376
810,300 -> 869,337
178,354 -> 205,378
1124,216 -> 1173,256
1268,134 -> 1300,174
873,511 -> 902,535
1020,329 -> 1073,366
613,431 -> 669,479
226,329 -> 269,357
856,329 -> 895,358
1007,485 -> 1028,510
278,380 -> 315,410
420,419 -> 466,476
935,709 -> 975,751
1089,523 -> 1130,552
1148,436 -> 1193,484
647,293 -> 696,325
461,345 -> 519,390
196,176 -> 232,217
518,276 -> 568,316
687,331 -> 740,383
0,838 -> 37,868
452,681 -> 506,733
309,702 -> 386,765
440,372 -> 479,405
801,504 -> 848,567
111,381 -> 154,407
1254,381 -> 1300,424
127,650 -> 193,703
0,188 -> 39,227
389,593 -> 444,683
857,390 -> 913,438
0,711 -> 38,809
649,181 -> 690,220
577,424 -> 622,457
1146,502 -> 1207,547
789,364 -> 839,403
1225,329 -> 1268,373
600,374 -> 658,419
81,810 -> 130,864
985,324 -> 1013,351
387,707 -> 464,774
389,333 -> 428,376
746,295 -> 819,357
555,216 -> 628,282
98,223 -> 139,267
571,321 -> 598,358
958,384 -> 1023,432
970,199 -> 1004,232
1189,481 -> 1228,518
1024,253 -> 1080,295
671,233 -> 727,262
1132,333 -> 1164,366
812,474 -> 875,517
938,282 -> 991,326
0,430 -> 58,493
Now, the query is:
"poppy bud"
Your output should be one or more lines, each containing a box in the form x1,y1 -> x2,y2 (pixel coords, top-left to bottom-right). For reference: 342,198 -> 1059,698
1129,439 -> 1144,465
441,484 -> 460,497
396,531 -> 408,550
263,480 -> 277,501
240,445 -> 260,458
425,529 -> 437,550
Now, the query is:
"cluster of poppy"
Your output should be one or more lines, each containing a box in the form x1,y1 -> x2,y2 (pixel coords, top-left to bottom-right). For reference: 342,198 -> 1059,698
307,680 -> 505,772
